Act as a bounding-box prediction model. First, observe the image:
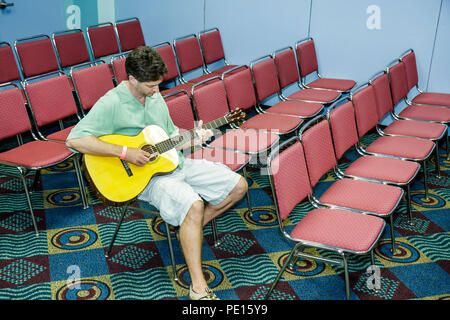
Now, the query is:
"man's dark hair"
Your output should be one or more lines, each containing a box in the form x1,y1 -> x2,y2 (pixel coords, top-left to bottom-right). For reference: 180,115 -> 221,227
125,46 -> 167,82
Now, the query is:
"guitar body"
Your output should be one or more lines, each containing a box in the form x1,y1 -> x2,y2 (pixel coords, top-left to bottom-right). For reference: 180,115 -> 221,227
84,125 -> 179,204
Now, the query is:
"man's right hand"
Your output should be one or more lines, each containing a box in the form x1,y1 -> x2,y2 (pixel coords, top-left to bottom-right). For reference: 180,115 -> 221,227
125,147 -> 151,166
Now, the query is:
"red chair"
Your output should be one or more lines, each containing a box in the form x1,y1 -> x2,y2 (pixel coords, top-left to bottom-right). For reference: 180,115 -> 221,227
299,115 -> 404,254
399,49 -> 450,108
295,37 -> 356,93
327,98 -> 420,224
14,34 -> 60,78
153,42 -> 193,96
115,17 -> 146,52
198,27 -> 237,75
52,29 -> 91,69
265,135 -> 386,300
0,41 -> 22,83
0,82 -> 88,235
70,60 -> 115,116
250,55 -> 324,119
273,46 -> 340,104
173,34 -> 218,84
369,71 -> 448,164
110,51 -> 130,84
350,84 -> 436,199
164,89 -> 252,236
22,71 -> 81,142
386,59 -> 450,124
191,74 -> 294,157
86,22 -> 121,60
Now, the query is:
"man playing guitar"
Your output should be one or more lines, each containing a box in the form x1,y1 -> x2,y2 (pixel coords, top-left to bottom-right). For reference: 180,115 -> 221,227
66,46 -> 248,300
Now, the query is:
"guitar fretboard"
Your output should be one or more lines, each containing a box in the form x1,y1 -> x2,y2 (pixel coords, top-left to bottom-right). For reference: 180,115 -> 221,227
154,117 -> 228,153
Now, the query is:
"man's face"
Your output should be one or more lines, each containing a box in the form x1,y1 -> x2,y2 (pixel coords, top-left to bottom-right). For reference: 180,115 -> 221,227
130,76 -> 162,98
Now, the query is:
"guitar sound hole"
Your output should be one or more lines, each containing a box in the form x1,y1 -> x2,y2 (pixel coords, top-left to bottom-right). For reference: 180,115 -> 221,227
142,145 -> 159,162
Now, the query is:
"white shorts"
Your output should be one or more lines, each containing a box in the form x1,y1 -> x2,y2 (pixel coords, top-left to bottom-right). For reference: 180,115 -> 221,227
137,158 -> 242,227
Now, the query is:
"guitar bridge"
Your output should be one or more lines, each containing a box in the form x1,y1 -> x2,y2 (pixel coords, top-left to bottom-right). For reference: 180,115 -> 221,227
120,159 -> 133,177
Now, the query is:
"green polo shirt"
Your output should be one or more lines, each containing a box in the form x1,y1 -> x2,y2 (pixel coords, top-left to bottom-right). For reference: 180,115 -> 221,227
67,81 -> 184,167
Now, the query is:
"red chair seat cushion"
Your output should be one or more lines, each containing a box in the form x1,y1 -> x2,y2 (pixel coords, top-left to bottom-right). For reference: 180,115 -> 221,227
161,83 -> 193,96
366,136 -> 435,160
211,65 -> 238,75
319,179 -> 403,215
288,88 -> 340,103
344,155 -> 420,184
0,140 -> 73,168
398,105 -> 450,122
188,147 -> 249,171
265,100 -> 323,118
209,128 -> 279,154
411,92 -> 450,107
383,120 -> 446,140
307,78 -> 356,92
186,73 -> 218,84
240,113 -> 302,134
291,208 -> 385,252
46,126 -> 75,142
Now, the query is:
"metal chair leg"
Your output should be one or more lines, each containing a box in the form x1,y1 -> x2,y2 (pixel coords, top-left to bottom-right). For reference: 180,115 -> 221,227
73,154 -> 89,209
389,215 -> 397,256
342,252 -> 350,300
435,143 -> 441,179
18,170 -> 39,236
165,221 -> 179,282
105,205 -> 128,257
242,167 -> 254,215
265,243 -> 301,300
211,218 -> 220,247
406,184 -> 414,225
423,161 -> 429,200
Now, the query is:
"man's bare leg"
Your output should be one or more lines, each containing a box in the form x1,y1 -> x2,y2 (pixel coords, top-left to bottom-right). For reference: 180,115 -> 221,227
203,176 -> 248,226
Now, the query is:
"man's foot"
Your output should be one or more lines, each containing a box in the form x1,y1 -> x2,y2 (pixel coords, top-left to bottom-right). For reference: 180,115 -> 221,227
189,286 -> 220,300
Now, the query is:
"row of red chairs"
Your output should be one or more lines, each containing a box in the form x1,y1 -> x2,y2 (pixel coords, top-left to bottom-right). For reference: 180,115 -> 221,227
0,17 -> 449,299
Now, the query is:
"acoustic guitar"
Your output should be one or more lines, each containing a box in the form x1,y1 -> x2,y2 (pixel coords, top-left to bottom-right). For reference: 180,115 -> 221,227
83,109 -> 246,204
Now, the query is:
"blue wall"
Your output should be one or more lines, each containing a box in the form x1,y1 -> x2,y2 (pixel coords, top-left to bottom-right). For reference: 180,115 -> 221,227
0,0 -> 448,93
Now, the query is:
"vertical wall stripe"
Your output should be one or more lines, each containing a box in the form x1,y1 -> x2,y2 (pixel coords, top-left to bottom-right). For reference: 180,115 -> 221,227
203,0 -> 207,31
426,0 -> 443,91
308,0 -> 313,37
97,0 -> 115,24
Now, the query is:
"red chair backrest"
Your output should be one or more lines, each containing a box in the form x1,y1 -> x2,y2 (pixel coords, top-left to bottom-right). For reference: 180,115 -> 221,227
0,42 -> 21,83
251,56 -> 280,102
87,23 -> 120,59
15,36 -> 59,78
164,91 -> 196,130
270,139 -> 312,221
274,48 -> 299,89
351,85 -> 379,138
328,100 -> 359,160
71,63 -> 115,111
301,119 -> 337,187
0,84 -> 31,140
111,56 -> 127,83
222,67 -> 257,111
191,78 -> 229,123
401,51 -> 419,91
199,29 -> 226,65
116,18 -> 145,52
53,30 -> 91,68
387,61 -> 409,106
24,74 -> 78,127
174,35 -> 204,74
154,43 -> 180,83
370,73 -> 394,120
295,39 -> 319,78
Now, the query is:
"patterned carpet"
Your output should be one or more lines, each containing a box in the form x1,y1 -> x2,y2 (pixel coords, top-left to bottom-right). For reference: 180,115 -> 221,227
0,131 -> 449,300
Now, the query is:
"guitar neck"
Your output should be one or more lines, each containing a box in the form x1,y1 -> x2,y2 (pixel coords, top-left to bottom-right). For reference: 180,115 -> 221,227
155,116 -> 228,153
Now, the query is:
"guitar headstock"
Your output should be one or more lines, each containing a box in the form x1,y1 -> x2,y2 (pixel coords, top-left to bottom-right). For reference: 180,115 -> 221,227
225,108 -> 247,124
